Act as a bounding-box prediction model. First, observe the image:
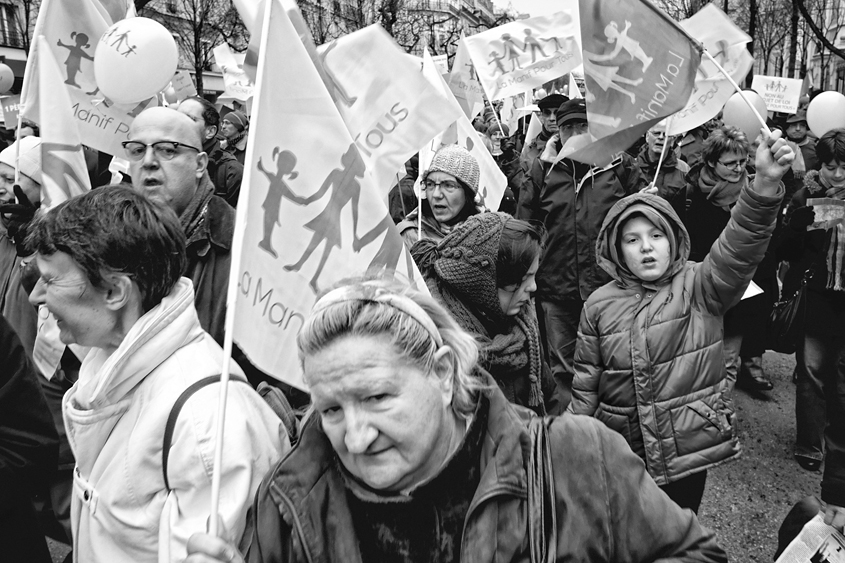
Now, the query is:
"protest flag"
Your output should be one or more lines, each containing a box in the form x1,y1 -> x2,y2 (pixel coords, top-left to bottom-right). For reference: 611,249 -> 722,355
566,0 -> 702,166
463,11 -> 581,101
448,36 -> 486,120
224,0 -> 422,393
666,3 -> 753,136
34,36 -> 92,209
213,43 -> 254,105
420,49 -> 508,212
20,0 -> 141,157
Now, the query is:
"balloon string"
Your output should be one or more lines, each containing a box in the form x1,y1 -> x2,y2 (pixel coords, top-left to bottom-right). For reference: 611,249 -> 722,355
703,50 -> 770,134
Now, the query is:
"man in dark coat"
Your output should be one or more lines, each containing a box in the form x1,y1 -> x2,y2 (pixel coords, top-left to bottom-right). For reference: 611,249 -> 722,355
516,98 -> 644,406
178,97 -> 244,208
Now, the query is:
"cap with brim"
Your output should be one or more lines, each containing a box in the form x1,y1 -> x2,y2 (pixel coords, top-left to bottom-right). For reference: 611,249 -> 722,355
537,93 -> 568,112
555,98 -> 588,128
786,111 -> 807,124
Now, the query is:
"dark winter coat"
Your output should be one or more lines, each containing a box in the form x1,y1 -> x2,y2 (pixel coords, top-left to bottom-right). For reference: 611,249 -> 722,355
636,144 -> 689,221
206,141 -> 244,208
516,143 -> 644,301
569,185 -> 783,485
238,373 -> 727,563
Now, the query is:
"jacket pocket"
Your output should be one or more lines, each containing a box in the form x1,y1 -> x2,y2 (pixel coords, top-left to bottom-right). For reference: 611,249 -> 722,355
595,406 -> 633,444
670,397 -> 732,457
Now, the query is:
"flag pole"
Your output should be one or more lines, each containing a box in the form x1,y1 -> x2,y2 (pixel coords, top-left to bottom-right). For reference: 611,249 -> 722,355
703,50 -> 770,134
207,0 -> 272,539
651,115 -> 672,190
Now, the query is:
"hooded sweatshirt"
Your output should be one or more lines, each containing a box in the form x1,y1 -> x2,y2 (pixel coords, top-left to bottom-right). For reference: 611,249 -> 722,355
568,185 -> 783,485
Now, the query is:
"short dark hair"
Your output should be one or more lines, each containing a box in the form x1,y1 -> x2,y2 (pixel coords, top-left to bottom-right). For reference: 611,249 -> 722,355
186,96 -> 220,129
702,126 -> 749,166
815,128 -> 845,165
27,186 -> 187,311
20,119 -> 39,136
496,218 -> 546,288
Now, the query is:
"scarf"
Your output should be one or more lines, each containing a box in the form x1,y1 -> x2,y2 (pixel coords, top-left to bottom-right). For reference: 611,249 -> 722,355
805,170 -> 845,290
180,176 -> 214,244
413,214 -> 545,412
787,140 -> 807,178
223,130 -> 245,152
698,164 -> 747,211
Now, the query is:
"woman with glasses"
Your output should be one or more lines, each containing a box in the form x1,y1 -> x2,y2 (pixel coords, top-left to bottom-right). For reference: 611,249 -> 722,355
682,126 -> 773,392
411,212 -> 564,414
397,144 -> 482,247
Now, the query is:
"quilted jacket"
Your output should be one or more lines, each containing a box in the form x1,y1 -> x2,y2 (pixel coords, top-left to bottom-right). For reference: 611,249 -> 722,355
568,185 -> 783,485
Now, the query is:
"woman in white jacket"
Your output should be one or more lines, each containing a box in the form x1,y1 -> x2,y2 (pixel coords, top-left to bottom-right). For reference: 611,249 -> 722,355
27,186 -> 288,563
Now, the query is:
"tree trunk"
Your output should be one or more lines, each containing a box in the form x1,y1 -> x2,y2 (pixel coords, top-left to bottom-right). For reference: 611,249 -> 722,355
788,0 -> 799,77
747,0 -> 757,87
794,0 -> 845,61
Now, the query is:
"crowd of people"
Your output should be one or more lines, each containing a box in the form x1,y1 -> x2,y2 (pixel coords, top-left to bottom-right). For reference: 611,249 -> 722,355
2,80 -> 845,563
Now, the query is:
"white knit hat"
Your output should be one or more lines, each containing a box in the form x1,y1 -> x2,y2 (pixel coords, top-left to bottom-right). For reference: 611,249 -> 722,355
0,136 -> 42,185
425,144 -> 480,194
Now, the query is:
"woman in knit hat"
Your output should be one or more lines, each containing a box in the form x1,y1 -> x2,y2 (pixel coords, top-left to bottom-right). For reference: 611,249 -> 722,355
220,109 -> 249,165
569,129 -> 794,513
397,144 -> 482,248
412,212 -> 563,415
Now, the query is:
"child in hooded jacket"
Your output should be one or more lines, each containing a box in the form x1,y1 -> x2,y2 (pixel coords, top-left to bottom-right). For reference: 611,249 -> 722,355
568,129 -> 794,513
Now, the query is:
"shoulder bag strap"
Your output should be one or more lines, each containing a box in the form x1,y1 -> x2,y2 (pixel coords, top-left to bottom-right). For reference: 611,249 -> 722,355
527,416 -> 557,563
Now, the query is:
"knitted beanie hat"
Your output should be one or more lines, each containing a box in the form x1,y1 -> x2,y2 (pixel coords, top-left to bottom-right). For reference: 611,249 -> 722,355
424,144 -> 480,194
222,110 -> 249,131
0,136 -> 42,185
414,211 -> 511,323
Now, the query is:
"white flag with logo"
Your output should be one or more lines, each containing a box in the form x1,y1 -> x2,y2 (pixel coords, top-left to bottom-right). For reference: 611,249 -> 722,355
463,12 -> 581,101
421,50 -> 507,212
231,0 -> 423,391
314,26 -> 461,197
448,36 -> 485,120
21,0 -> 142,156
666,3 -> 753,136
214,43 -> 254,103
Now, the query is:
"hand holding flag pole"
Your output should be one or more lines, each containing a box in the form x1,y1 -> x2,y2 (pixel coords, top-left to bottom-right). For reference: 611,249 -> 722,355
703,49 -> 770,134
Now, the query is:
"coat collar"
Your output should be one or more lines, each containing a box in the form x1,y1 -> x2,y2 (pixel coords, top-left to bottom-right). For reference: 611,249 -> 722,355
187,177 -> 234,258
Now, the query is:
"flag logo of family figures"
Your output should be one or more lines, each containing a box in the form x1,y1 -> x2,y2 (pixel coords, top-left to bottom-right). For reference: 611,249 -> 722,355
22,0 -> 140,156
568,0 -> 701,165
232,0 -> 421,391
464,11 -> 581,100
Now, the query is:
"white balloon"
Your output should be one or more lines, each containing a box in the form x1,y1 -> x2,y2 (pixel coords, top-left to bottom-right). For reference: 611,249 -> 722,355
163,86 -> 178,104
722,90 -> 768,142
807,91 -> 845,138
94,18 -> 178,105
0,64 -> 14,95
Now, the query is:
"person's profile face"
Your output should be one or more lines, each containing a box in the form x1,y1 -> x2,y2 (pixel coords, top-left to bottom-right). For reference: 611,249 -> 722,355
820,159 -> 845,192
305,333 -> 454,492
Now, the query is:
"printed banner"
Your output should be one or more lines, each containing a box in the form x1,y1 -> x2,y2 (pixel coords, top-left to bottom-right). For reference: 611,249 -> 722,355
1,95 -> 20,129
171,69 -> 197,101
569,0 -> 701,165
464,11 -> 581,101
667,3 -> 753,136
232,0 -> 422,391
21,0 -> 142,157
421,50 -> 508,212
447,36 -> 485,120
315,25 -> 461,197
751,75 -> 803,114
214,43 -> 254,103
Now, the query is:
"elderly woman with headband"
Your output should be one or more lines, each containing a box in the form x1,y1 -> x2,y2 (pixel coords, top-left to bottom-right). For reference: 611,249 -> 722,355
186,278 -> 727,563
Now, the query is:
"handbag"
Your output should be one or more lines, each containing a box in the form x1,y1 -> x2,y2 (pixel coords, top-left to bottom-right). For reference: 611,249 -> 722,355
527,416 -> 557,563
767,270 -> 812,355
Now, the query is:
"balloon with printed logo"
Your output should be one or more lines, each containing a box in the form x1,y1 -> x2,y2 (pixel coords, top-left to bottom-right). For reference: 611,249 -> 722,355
94,18 -> 178,105
0,64 -> 13,95
807,91 -> 845,138
721,90 -> 769,142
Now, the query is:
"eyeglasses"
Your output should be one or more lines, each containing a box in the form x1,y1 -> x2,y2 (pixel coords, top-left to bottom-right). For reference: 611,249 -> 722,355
717,157 -> 747,170
121,141 -> 201,161
423,179 -> 461,194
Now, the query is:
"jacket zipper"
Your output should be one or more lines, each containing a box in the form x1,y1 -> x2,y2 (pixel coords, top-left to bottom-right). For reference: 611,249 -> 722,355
459,484 -> 525,561
275,489 -> 315,563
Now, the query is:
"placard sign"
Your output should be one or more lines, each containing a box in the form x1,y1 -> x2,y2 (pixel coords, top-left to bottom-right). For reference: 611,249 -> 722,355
751,75 -> 803,113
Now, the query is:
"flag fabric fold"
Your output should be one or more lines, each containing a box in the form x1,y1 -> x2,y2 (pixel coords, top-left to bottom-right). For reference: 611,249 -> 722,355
448,36 -> 485,120
569,0 -> 701,165
666,3 -> 753,136
463,12 -> 581,101
230,0 -> 422,391
214,43 -> 255,104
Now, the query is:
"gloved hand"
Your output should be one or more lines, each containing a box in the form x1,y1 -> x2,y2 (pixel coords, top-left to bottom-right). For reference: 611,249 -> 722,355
788,205 -> 815,232
0,185 -> 39,256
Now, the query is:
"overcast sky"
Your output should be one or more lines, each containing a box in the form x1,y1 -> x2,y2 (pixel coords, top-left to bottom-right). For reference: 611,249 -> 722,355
491,0 -> 561,18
